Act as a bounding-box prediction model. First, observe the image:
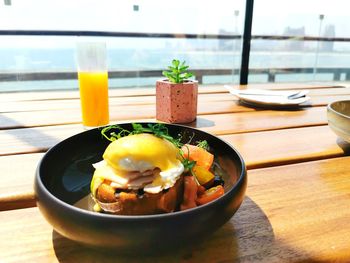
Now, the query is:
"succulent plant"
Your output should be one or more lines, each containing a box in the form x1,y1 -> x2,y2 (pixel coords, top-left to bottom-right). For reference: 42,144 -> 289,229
162,59 -> 194,84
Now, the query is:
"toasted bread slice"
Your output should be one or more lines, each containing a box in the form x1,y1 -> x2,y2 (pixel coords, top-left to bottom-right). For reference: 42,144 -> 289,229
95,175 -> 184,215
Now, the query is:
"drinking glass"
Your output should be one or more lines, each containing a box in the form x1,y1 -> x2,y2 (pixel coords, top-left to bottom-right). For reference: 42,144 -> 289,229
76,42 -> 109,129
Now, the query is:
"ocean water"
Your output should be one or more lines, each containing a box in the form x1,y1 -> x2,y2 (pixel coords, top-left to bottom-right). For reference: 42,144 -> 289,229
1,47 -> 350,92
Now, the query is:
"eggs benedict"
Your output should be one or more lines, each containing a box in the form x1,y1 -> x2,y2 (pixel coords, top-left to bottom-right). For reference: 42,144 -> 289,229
90,133 -> 185,215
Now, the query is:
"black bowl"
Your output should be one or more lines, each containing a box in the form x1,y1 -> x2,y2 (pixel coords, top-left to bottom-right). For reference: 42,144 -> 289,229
34,122 -> 247,252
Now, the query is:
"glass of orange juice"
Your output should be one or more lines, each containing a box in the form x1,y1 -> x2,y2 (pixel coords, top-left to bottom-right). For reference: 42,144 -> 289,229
76,42 -> 109,129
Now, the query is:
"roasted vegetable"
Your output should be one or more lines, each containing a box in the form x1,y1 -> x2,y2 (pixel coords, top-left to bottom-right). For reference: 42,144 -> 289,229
196,185 -> 225,206
181,144 -> 214,170
180,175 -> 198,211
192,165 -> 215,186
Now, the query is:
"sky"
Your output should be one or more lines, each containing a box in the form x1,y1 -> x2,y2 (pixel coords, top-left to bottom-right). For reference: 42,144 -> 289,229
0,0 -> 349,48
0,0 -> 245,33
253,0 -> 350,36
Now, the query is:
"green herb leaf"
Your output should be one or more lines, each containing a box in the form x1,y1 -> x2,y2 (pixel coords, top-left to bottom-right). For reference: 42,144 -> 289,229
168,76 -> 177,83
101,125 -> 131,141
102,123 -> 183,148
162,70 -> 169,77
179,65 -> 189,71
183,72 -> 193,79
172,59 -> 180,68
197,140 -> 210,151
182,158 -> 196,171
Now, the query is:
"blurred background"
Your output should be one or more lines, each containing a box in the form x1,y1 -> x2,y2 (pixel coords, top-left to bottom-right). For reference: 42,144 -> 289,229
0,0 -> 349,92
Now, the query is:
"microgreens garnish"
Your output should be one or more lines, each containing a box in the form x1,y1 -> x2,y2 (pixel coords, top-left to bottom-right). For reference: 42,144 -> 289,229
182,158 -> 196,171
162,59 -> 194,84
101,125 -> 130,141
179,144 -> 197,172
101,123 -> 182,147
197,140 -> 209,151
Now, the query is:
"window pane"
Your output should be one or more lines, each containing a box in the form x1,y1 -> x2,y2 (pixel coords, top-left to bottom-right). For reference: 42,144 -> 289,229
0,0 -> 245,92
249,0 -> 350,83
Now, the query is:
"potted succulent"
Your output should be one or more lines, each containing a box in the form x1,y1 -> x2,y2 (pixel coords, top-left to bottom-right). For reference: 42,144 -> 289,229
156,59 -> 198,123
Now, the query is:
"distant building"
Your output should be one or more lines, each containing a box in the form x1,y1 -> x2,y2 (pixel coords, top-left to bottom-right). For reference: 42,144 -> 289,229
283,26 -> 305,51
320,24 -> 335,52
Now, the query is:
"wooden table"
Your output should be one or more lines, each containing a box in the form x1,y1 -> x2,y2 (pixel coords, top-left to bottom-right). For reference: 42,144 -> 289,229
1,83 -> 350,262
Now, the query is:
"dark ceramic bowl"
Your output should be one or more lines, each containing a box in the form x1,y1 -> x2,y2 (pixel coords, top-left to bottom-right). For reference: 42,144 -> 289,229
34,123 -> 247,252
327,100 -> 350,143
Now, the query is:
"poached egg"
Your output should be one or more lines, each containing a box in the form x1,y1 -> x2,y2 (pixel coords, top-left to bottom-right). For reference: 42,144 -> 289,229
91,133 -> 184,196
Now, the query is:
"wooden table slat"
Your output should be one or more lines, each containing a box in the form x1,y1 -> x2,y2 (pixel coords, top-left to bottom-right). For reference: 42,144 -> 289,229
1,125 -> 348,211
0,83 -> 345,102
0,107 -> 329,155
1,87 -> 350,114
1,85 -> 349,129
1,156 -> 350,262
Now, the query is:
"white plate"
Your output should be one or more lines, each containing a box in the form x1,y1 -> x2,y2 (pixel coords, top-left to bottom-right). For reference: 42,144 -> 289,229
236,94 -> 310,107
224,86 -> 310,107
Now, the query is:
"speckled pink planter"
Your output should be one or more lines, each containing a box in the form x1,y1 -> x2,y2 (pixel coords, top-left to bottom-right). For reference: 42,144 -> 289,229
156,79 -> 198,123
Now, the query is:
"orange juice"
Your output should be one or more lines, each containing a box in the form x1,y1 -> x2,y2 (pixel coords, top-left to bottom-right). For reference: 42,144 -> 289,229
78,71 -> 109,127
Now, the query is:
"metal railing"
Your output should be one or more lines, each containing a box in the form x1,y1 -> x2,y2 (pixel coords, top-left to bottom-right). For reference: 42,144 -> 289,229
1,31 -> 350,85
2,30 -> 349,42
1,67 -> 349,85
